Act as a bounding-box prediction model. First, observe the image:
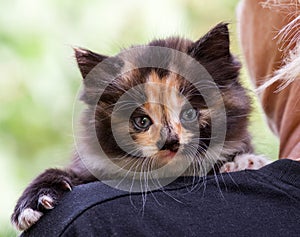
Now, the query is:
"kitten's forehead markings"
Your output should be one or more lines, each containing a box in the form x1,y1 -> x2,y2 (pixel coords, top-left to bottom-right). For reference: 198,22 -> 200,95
145,71 -> 184,133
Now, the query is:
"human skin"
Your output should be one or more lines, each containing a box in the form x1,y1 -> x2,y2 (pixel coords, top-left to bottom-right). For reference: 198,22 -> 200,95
237,0 -> 300,160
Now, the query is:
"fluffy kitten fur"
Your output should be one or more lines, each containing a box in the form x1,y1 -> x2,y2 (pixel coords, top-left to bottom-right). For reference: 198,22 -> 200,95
12,23 -> 269,231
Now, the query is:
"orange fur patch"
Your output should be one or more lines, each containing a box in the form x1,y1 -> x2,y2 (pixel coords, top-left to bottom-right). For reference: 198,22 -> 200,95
133,71 -> 186,157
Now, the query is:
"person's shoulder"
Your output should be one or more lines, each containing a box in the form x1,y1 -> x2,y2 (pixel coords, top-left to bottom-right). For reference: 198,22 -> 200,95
21,159 -> 300,237
20,181 -> 129,236
255,158 -> 300,189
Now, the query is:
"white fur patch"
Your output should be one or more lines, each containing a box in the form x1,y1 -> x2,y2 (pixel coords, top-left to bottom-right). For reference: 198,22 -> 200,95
14,208 -> 43,231
220,153 -> 271,173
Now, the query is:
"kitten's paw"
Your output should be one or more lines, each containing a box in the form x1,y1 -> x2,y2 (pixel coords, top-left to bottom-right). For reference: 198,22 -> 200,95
13,195 -> 56,231
11,169 -> 73,231
220,154 -> 271,173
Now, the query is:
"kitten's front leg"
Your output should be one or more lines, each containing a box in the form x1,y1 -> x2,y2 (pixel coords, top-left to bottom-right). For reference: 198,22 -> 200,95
220,154 -> 271,173
11,169 -> 75,231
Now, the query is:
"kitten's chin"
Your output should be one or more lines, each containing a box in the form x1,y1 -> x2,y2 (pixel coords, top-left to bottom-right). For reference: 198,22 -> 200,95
157,150 -> 177,163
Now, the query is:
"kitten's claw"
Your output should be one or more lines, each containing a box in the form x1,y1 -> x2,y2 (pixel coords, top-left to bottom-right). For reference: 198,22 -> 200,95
220,153 -> 270,173
13,208 -> 43,231
38,195 -> 54,210
62,180 -> 72,191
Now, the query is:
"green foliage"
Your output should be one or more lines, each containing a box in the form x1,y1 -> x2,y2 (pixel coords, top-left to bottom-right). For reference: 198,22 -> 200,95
0,0 -> 278,233
0,228 -> 17,237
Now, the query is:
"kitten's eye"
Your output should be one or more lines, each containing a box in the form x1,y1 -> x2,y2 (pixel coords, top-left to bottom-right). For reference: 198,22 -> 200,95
132,116 -> 152,130
181,108 -> 198,122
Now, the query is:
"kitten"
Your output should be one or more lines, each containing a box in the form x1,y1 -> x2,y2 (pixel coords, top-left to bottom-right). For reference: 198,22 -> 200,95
11,23 -> 269,231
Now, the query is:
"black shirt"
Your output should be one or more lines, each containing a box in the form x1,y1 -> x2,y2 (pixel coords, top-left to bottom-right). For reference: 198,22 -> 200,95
21,159 -> 300,237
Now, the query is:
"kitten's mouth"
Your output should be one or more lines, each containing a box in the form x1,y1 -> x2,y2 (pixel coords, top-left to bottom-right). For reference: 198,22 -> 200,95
159,150 -> 177,160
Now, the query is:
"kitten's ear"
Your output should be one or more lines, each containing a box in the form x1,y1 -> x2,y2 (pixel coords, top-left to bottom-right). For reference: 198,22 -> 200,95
74,47 -> 108,78
189,23 -> 230,61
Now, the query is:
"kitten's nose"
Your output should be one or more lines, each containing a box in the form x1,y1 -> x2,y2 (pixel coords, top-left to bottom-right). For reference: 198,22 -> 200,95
157,135 -> 180,152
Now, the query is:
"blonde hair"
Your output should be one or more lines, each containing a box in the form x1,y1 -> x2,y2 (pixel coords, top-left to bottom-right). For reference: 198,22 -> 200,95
258,0 -> 300,91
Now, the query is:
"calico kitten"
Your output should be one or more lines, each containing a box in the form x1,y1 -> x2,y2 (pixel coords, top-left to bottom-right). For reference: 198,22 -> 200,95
12,23 -> 269,231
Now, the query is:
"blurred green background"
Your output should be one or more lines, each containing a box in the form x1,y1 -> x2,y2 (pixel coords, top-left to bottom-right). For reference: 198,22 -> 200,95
0,0 -> 278,235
